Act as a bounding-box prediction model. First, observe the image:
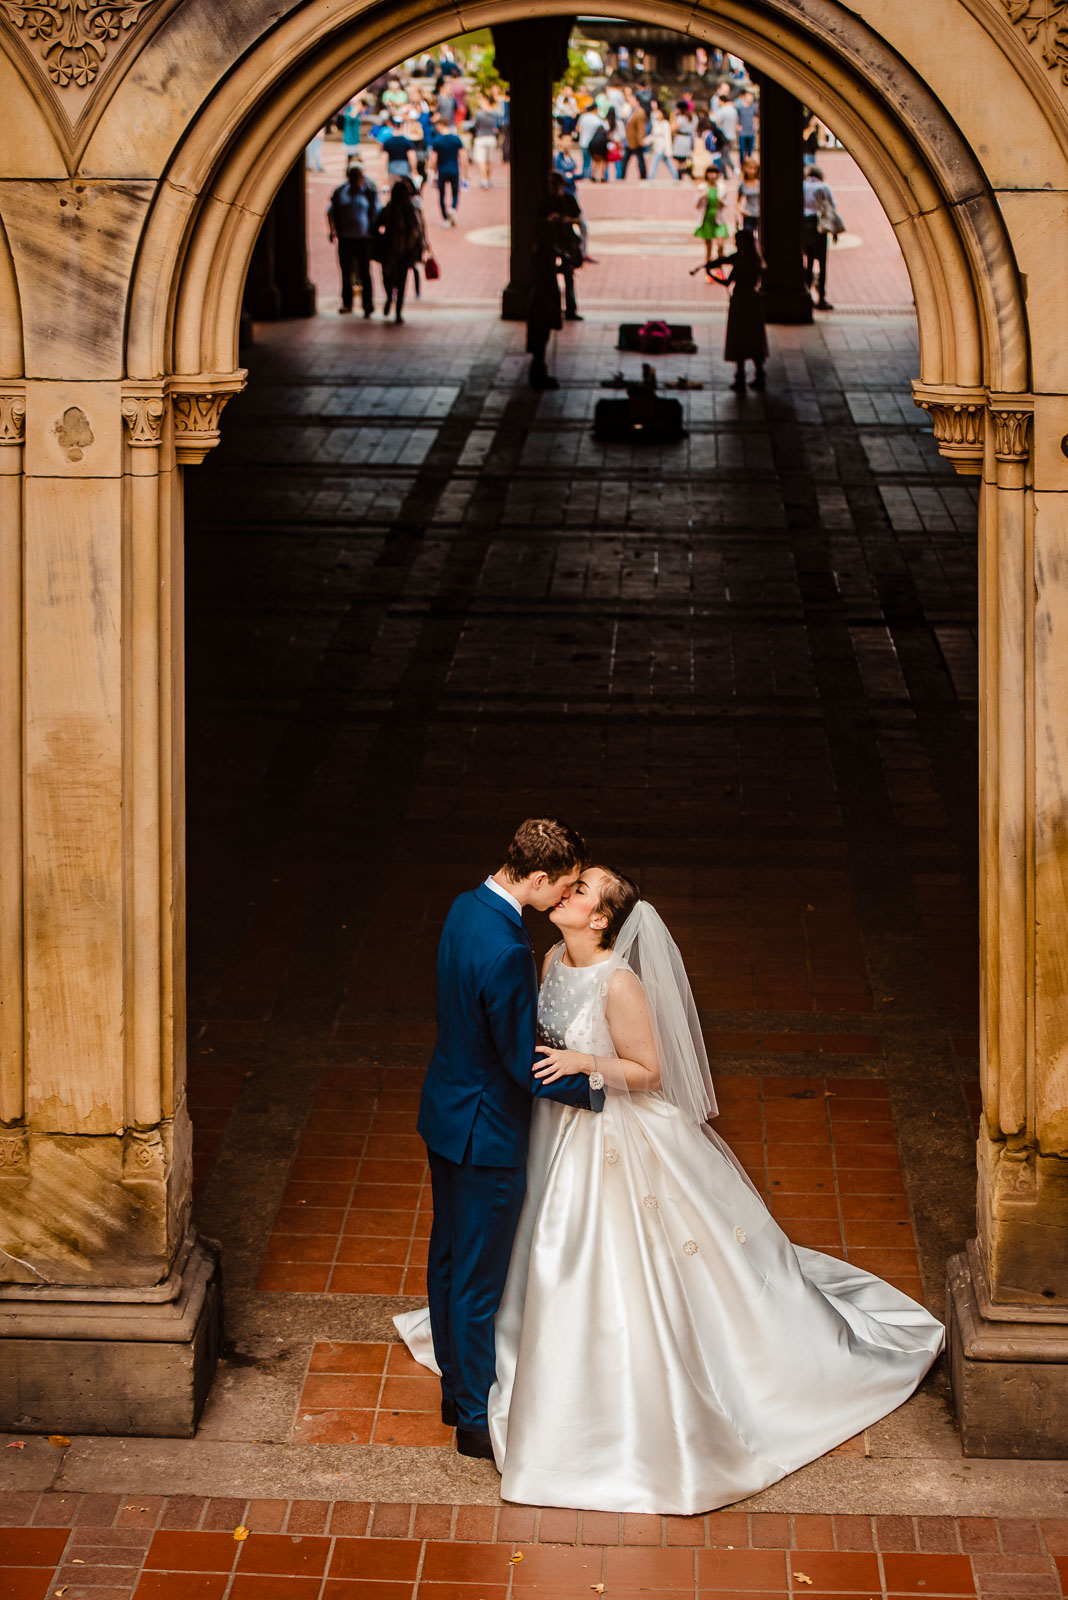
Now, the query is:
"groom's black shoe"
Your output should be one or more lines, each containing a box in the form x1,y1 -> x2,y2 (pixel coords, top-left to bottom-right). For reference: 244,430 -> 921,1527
441,1395 -> 458,1428
456,1426 -> 496,1463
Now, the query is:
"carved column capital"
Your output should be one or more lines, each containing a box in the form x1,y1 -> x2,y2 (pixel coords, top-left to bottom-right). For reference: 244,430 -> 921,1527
121,389 -> 166,448
988,393 -> 1035,463
0,390 -> 27,447
911,382 -> 986,475
168,373 -> 245,465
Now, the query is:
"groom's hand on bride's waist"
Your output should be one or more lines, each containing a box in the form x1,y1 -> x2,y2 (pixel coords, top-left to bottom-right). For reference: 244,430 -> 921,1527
533,1047 -> 589,1084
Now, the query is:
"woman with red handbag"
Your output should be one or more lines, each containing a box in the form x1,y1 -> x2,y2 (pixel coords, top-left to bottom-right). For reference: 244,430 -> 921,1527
375,181 -> 428,323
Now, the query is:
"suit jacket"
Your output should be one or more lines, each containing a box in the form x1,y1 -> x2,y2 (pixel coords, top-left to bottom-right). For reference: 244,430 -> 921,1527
418,884 -> 600,1167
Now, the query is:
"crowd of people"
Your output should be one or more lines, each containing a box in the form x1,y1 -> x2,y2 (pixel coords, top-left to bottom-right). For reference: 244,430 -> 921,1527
557,80 -> 758,183
318,47 -> 843,359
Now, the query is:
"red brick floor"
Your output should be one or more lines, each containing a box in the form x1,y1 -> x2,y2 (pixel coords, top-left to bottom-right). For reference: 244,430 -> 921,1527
278,1073 -> 921,1446
2,1494 -> 1064,1599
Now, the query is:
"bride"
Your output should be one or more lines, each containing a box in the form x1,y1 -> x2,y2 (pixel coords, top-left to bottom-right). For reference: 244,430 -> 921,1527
397,867 -> 944,1514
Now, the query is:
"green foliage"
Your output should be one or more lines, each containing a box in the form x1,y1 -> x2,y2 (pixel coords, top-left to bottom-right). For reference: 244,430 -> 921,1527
556,41 -> 590,93
468,43 -> 503,96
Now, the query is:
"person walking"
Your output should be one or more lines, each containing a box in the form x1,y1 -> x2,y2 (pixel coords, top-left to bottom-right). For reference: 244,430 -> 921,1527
736,90 -> 757,160
375,179 -> 427,323
711,228 -> 767,390
472,93 -> 500,188
587,113 -> 610,182
619,87 -> 647,180
327,163 -> 379,317
803,164 -> 839,309
382,114 -> 417,182
672,101 -> 696,178
711,87 -> 739,175
647,104 -> 677,180
430,115 -> 467,225
341,95 -> 363,166
604,106 -> 623,180
576,103 -> 602,181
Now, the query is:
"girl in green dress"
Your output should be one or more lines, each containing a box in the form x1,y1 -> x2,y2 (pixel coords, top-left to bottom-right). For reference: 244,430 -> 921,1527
695,171 -> 730,266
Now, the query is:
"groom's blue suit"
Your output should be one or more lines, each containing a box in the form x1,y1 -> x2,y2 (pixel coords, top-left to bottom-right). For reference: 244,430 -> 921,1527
418,882 -> 601,1432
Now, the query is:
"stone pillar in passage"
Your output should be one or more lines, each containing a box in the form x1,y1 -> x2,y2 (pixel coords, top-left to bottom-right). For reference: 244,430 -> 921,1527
0,312 -> 239,1433
915,382 -> 1068,1457
493,18 -> 573,322
754,76 -> 813,325
244,157 -> 317,322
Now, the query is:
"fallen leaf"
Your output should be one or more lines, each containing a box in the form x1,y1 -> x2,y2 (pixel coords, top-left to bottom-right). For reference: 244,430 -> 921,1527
509,1552 -> 524,1564
55,1590 -> 68,1596
71,1559 -> 84,1564
591,1586 -> 606,1594
234,1526 -> 250,1541
47,1436 -> 70,1448
6,1440 -> 25,1449
794,1574 -> 813,1585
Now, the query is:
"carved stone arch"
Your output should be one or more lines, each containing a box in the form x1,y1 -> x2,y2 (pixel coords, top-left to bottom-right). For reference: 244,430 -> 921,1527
123,0 -> 1030,398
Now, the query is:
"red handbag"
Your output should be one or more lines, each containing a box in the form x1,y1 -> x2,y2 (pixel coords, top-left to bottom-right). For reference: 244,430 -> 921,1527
424,255 -> 440,281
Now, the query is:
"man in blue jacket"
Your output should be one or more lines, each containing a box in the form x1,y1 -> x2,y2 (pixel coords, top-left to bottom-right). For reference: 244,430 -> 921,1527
418,817 -> 602,1460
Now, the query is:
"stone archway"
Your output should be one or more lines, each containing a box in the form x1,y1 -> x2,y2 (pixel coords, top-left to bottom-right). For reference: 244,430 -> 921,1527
0,0 -> 1066,1452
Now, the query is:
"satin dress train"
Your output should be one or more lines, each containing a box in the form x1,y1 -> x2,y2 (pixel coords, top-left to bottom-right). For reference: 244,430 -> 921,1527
396,950 -> 944,1513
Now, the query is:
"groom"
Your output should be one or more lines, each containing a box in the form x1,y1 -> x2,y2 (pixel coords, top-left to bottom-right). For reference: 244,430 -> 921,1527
418,818 -> 604,1461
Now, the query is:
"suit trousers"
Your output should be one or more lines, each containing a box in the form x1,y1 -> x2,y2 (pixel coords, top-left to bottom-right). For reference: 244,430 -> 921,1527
426,1146 -> 526,1431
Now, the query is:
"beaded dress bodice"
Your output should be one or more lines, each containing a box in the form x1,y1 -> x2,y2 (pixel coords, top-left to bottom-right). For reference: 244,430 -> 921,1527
537,946 -> 614,1055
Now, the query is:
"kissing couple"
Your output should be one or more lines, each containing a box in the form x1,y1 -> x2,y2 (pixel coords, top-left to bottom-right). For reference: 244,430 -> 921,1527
395,818 -> 943,1514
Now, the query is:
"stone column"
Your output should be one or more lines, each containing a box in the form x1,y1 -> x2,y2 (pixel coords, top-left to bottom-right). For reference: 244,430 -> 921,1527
915,381 -> 1068,1456
244,158 -> 317,323
493,19 -> 573,322
0,375 -> 239,1436
273,158 -> 317,319
0,389 -> 26,1172
754,77 -> 813,325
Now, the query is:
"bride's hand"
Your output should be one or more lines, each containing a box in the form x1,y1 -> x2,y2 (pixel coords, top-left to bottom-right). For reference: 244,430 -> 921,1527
533,1047 -> 589,1084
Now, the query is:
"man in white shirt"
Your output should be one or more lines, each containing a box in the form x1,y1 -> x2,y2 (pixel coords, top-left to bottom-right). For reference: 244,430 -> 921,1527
577,106 -> 603,181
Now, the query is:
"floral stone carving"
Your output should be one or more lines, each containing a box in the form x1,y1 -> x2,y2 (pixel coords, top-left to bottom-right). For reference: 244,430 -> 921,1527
0,0 -> 161,88
1002,0 -> 1068,84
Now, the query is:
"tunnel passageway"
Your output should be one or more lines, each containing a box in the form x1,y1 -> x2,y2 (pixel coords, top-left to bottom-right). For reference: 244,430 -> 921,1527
179,306 -> 982,1495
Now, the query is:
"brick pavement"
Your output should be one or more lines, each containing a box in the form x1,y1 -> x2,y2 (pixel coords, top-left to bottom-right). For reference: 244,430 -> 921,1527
3,299 -> 1023,1582
3,1493 -> 1066,1599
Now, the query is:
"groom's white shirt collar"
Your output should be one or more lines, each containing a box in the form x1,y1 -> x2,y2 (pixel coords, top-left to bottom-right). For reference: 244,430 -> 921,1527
485,875 -> 523,917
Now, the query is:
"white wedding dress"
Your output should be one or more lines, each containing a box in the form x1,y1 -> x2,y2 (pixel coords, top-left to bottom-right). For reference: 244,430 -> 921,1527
397,938 -> 944,1514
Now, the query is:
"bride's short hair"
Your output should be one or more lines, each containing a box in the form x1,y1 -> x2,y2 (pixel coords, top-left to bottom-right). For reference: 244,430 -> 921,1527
502,817 -> 588,883
591,867 -> 640,949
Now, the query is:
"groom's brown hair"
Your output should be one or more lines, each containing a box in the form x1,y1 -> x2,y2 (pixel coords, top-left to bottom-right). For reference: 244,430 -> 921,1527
501,818 -> 587,883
